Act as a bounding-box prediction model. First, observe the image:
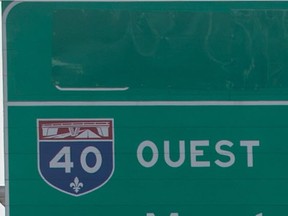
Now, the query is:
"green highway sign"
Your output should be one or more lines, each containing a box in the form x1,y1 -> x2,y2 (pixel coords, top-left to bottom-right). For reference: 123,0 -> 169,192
3,1 -> 288,216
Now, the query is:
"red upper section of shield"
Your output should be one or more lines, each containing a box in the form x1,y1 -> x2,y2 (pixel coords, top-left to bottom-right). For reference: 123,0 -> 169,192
38,119 -> 113,140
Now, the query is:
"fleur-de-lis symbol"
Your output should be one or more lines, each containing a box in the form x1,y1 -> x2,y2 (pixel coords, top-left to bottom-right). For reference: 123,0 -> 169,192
70,177 -> 84,193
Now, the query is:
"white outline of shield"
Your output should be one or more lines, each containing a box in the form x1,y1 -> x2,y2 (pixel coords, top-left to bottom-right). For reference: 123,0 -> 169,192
37,118 -> 115,197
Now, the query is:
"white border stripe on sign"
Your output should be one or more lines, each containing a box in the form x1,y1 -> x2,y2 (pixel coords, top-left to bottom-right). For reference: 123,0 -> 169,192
6,101 -> 288,106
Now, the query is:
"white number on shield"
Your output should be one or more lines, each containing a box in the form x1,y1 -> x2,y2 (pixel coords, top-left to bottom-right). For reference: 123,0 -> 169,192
49,146 -> 102,173
49,146 -> 74,173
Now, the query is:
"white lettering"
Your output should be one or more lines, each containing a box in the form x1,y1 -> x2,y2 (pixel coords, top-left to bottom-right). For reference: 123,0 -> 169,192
215,140 -> 235,168
80,146 -> 102,173
164,140 -> 185,168
190,140 -> 210,167
137,140 -> 260,168
49,146 -> 74,173
137,140 -> 158,168
240,140 -> 260,167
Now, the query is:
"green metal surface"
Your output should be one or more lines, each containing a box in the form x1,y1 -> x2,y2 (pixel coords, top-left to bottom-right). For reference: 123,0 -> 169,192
3,1 -> 288,216
7,105 -> 288,216
52,9 -> 288,92
4,1 -> 288,101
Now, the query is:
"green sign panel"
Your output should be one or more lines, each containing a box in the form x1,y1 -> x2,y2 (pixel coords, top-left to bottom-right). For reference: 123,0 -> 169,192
3,1 -> 288,216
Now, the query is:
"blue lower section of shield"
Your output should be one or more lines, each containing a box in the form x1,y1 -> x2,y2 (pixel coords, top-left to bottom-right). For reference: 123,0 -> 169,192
39,141 -> 114,196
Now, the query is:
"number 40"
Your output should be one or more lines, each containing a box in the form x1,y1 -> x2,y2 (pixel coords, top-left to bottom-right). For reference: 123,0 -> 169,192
49,146 -> 102,174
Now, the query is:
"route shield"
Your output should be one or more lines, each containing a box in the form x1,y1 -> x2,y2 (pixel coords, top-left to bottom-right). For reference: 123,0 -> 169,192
37,119 -> 114,196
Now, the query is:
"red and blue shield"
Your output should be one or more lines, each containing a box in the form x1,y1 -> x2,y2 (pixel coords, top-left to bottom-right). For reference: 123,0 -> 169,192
37,119 -> 114,196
